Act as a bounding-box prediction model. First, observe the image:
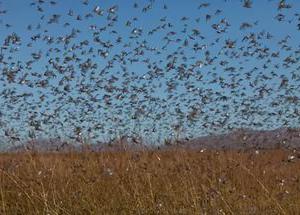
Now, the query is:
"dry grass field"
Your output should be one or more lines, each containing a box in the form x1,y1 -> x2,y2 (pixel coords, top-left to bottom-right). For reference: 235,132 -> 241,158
1,149 -> 300,214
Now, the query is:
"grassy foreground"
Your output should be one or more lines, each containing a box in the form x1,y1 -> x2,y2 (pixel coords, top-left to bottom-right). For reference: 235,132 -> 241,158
0,149 -> 300,214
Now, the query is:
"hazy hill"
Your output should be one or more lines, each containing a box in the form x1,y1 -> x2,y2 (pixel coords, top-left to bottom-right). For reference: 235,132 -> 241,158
5,128 -> 300,152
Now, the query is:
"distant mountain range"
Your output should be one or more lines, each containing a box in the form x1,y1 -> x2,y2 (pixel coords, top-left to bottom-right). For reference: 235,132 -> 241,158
178,127 -> 300,150
5,127 -> 300,152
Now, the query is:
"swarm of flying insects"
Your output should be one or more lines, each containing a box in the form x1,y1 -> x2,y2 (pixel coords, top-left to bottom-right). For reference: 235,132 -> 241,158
0,0 -> 299,148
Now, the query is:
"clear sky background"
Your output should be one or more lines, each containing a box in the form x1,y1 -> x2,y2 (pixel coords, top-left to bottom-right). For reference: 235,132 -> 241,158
0,0 -> 300,146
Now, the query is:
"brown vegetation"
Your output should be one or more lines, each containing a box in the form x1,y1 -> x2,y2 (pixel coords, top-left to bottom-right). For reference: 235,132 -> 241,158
1,149 -> 300,214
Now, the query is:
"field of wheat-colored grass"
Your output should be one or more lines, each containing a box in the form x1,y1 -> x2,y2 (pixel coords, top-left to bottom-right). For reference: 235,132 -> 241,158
1,149 -> 300,214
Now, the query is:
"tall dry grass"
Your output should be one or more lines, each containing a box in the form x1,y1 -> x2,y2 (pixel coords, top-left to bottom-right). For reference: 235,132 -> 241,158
0,149 -> 300,214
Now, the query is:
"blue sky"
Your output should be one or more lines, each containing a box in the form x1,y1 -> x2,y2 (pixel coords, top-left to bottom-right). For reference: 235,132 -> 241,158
0,0 -> 300,146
